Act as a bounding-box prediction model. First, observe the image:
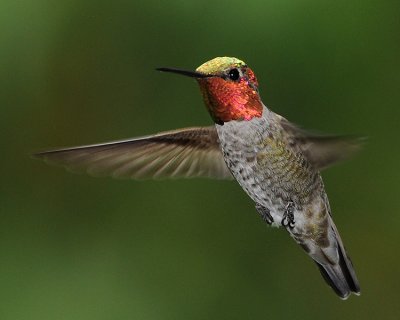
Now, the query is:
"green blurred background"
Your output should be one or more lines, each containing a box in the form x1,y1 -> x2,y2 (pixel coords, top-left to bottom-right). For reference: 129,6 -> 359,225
1,0 -> 399,319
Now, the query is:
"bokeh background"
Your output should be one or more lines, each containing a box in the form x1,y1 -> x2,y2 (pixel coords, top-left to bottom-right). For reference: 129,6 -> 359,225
1,1 -> 399,319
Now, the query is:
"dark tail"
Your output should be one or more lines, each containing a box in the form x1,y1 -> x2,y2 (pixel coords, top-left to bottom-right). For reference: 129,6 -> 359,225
316,241 -> 360,299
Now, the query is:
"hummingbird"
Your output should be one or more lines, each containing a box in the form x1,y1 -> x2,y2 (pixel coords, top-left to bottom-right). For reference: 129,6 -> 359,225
35,57 -> 361,299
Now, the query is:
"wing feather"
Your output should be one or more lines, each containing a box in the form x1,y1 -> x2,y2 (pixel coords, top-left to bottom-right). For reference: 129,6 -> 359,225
279,117 -> 364,170
34,127 -> 233,180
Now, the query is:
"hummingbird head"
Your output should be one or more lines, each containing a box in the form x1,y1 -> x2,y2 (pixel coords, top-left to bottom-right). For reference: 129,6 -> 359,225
157,57 -> 263,125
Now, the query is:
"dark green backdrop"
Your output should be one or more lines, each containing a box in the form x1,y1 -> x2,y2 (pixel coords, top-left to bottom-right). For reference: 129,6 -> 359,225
1,1 -> 399,319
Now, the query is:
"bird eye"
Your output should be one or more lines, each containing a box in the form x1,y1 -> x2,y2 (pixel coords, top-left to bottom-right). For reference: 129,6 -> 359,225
228,68 -> 240,81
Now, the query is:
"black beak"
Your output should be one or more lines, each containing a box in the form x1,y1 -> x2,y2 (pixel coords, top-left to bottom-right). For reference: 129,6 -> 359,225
156,67 -> 211,79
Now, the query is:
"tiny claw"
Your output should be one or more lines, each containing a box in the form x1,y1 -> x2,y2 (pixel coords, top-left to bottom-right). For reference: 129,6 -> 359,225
281,201 -> 296,229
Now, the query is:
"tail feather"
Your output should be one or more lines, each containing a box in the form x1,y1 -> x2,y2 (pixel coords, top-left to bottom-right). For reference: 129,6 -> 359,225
293,210 -> 360,299
316,240 -> 360,299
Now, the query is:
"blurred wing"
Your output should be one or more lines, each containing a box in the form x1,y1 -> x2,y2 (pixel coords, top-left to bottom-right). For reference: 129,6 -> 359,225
34,127 -> 233,180
280,117 -> 364,170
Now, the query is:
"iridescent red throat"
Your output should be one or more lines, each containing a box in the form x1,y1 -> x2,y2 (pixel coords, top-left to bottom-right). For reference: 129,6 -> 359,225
197,73 -> 263,124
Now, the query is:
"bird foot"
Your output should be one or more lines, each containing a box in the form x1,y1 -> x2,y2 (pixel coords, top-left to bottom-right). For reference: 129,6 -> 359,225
282,201 -> 295,229
255,203 -> 274,225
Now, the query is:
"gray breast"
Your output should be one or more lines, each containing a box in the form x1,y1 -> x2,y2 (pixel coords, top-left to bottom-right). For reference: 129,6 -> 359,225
216,108 -> 321,212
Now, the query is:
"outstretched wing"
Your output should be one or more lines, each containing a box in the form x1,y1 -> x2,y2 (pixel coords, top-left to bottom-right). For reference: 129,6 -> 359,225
280,117 -> 364,170
34,126 -> 233,180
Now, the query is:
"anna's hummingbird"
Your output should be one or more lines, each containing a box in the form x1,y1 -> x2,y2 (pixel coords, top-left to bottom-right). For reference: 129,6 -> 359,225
35,57 -> 361,299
